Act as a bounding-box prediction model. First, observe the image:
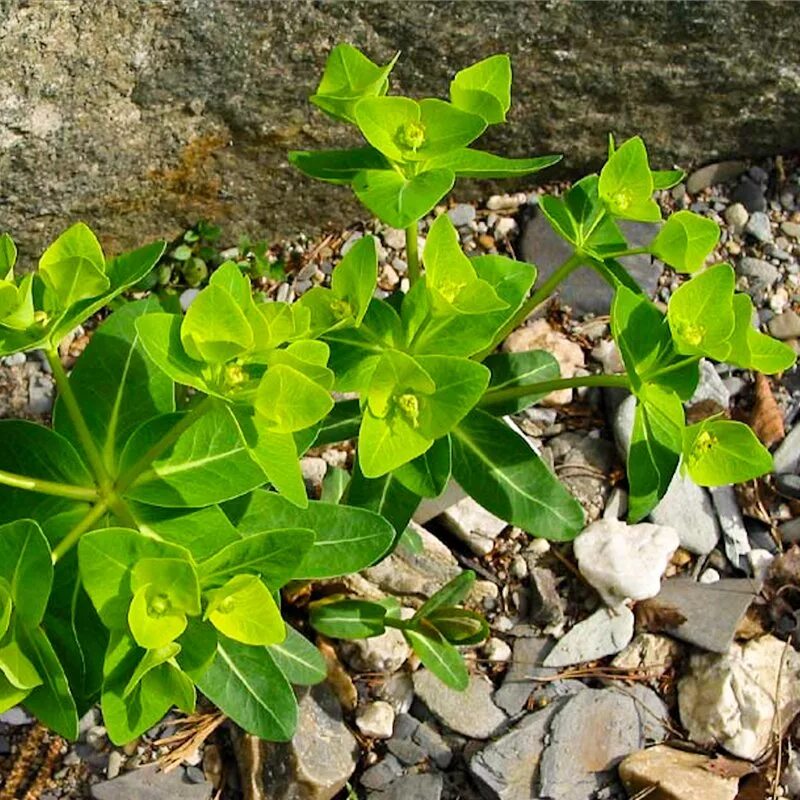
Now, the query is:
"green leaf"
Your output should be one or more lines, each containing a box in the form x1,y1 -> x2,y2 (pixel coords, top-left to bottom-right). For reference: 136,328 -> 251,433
449,54 -> 512,124
667,264 -> 736,359
120,404 -> 267,507
480,350 -> 561,415
0,520 -> 53,626
598,136 -> 661,222
197,528 -> 315,589
175,618 -> 218,680
0,422 -> 94,527
682,419 -> 773,486
196,635 -> 297,740
414,571 -> 475,621
724,293 -> 796,374
132,505 -> 241,562
394,435 -> 451,498
355,97 -> 485,163
0,636 -> 42,690
0,585 -> 10,641
315,399 -> 361,446
18,624 -> 79,739
320,466 -> 349,504
424,149 -> 561,178
345,459 -> 420,538
451,410 -> 584,540
311,44 -> 397,123
222,490 -> 395,579
627,385 -> 684,522
131,556 -> 201,614
0,233 -> 17,276
649,211 -> 720,273
268,626 -> 326,687
128,584 -> 187,650
78,527 -> 192,629
651,169 -> 685,190
352,168 -> 455,228
39,222 -> 109,309
309,599 -> 387,638
181,284 -> 253,364
255,365 -> 334,434
288,147 -> 390,184
426,608 -> 489,645
331,235 -> 378,327
54,298 -> 175,472
205,574 -> 285,646
404,623 -> 469,691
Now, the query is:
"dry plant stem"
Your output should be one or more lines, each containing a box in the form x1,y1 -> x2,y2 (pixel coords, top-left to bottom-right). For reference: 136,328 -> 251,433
405,222 -> 420,285
45,348 -> 112,491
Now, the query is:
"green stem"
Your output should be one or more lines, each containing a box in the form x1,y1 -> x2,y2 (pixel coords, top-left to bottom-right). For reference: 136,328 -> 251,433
644,355 -> 700,381
605,246 -> 650,258
46,348 -> 111,490
474,252 -> 584,361
114,396 -> 214,494
405,223 -> 420,286
51,500 -> 110,563
480,373 -> 630,408
0,468 -> 99,502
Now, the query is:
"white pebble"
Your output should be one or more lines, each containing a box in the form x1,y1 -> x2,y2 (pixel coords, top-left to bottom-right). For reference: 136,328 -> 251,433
179,288 -> 200,310
355,701 -> 395,739
483,637 -> 512,663
699,568 -> 721,584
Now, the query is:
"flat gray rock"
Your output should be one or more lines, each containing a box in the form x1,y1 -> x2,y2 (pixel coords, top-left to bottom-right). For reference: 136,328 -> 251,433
543,607 -> 634,668
774,424 -> 800,475
469,701 -> 565,800
368,772 -> 443,800
520,215 -> 662,317
538,689 -> 641,800
413,670 -> 506,739
709,485 -> 751,567
653,577 -> 758,653
649,472 -> 720,555
494,636 -> 555,716
91,765 -> 212,800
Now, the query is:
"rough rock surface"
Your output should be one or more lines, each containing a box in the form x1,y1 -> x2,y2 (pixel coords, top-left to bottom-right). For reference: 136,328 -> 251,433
90,764 -> 213,800
3,2 -> 800,260
543,606 -> 634,668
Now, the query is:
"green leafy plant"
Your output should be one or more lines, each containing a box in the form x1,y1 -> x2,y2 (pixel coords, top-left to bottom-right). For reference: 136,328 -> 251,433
0,46 -> 792,748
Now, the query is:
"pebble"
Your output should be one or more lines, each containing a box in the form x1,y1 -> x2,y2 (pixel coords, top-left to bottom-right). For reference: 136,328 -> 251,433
710,484 -> 752,566
487,192 -> 527,211
619,745 -> 740,800
441,496 -> 507,556
743,211 -> 773,242
493,636 -> 553,716
375,672 -> 415,715
731,176 -> 768,212
494,216 -> 517,239
356,701 -> 396,740
91,763 -> 212,800
412,722 -> 453,769
360,755 -> 403,791
447,203 -> 476,227
412,670 -> 507,739
106,751 -> 123,780
737,255 -> 779,287
339,625 -> 411,674
679,635 -> 800,759
179,288 -> 200,310
686,161 -> 746,194
723,202 -> 749,232
573,517 -> 679,608
774,424 -> 800,474
0,707 -> 33,726
368,773 -> 443,800
769,309 -> 800,340
689,359 -> 730,410
781,220 -> 800,239
543,606 -> 634,668
483,637 -> 512,663
611,633 -> 682,681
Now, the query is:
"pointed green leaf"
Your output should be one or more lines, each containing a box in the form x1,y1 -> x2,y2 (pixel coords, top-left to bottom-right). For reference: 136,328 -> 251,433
331,235 -> 378,326
426,608 -> 489,645
404,624 -> 469,691
0,637 -> 42,690
205,574 -> 285,646
452,410 -> 584,540
650,210 -> 720,273
267,626 -> 326,687
450,54 -> 512,123
346,458 -> 420,537
309,599 -> 387,639
424,149 -> 561,178
255,365 -> 333,434
0,233 -> 17,276
181,284 -> 253,364
599,136 -> 661,222
0,520 -> 53,626
651,169 -> 685,190
414,571 -> 475,620
353,168 -> 455,228
394,435 -> 451,498
289,147 -> 390,184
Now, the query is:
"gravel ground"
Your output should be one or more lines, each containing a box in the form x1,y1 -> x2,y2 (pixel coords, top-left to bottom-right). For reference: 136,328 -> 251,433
1,155 -> 799,800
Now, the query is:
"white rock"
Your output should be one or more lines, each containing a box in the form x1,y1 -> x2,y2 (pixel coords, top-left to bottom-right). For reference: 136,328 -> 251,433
700,568 -> 721,584
483,637 -> 512,663
356,701 -> 396,739
179,288 -> 200,310
543,606 -> 634,668
442,496 -> 507,556
679,635 -> 800,759
339,626 -> 411,674
382,227 -> 406,251
494,216 -> 517,239
574,518 -> 679,608
747,548 -> 775,582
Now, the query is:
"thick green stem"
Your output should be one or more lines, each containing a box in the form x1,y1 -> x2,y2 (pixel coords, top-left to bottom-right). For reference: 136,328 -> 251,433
115,396 -> 214,494
51,500 -> 110,563
46,348 -> 111,490
480,373 -> 630,408
474,252 -> 584,361
0,468 -> 98,502
405,223 -> 420,286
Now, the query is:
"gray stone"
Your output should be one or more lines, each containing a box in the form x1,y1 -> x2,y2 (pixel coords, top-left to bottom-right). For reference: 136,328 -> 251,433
368,773 -> 443,800
0,707 -> 33,726
386,736 -> 426,766
469,701 -> 565,800
686,161 -> 747,194
356,701 -> 396,740
781,221 -> 800,239
260,684 -> 358,800
650,472 -> 721,555
779,517 -> 800,545
360,755 -> 403,791
520,215 -> 662,316
413,481 -> 466,525
731,176 -> 768,212
738,257 -> 780,290
689,360 -> 730,410
441,496 -> 507,556
339,627 -> 411,674
776,473 -> 800,499
743,212 -> 773,243
494,637 -> 555,716
91,764 -> 212,800
710,484 -> 751,566
538,689 -> 642,800
768,309 -> 800,340
774,424 -> 800,475
412,670 -> 507,739
613,684 -> 670,744
412,722 -> 453,769
653,577 -> 757,654
723,202 -> 749,232
447,203 -> 477,227
527,566 -> 566,631
543,607 -> 634,668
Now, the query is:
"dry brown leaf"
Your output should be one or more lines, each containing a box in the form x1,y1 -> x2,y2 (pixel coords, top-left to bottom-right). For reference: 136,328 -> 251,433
686,398 -> 727,424
734,771 -> 771,800
318,639 -> 358,712
751,373 -> 785,447
704,754 -> 757,779
634,599 -> 687,633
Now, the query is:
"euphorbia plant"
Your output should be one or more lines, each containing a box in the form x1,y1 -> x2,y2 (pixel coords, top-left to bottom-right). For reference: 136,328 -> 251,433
0,46 -> 792,748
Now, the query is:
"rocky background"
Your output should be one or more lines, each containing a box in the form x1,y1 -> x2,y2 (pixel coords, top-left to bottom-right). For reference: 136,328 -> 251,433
1,0 -> 800,262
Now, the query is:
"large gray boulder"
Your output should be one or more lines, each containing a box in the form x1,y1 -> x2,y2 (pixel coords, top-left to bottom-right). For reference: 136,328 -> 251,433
1,1 -> 798,260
